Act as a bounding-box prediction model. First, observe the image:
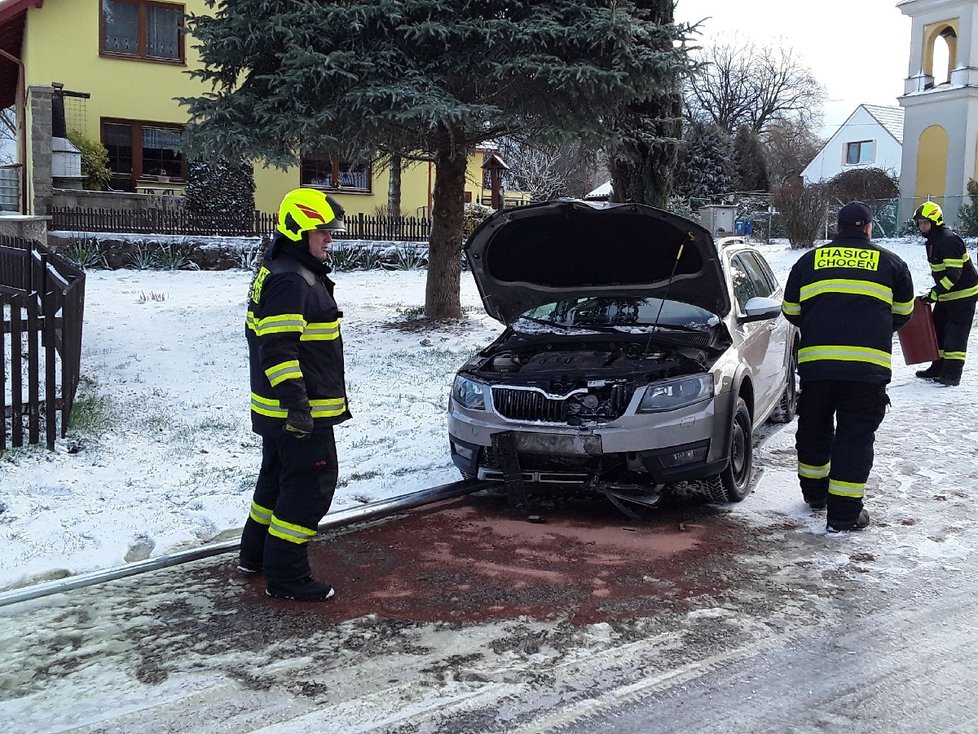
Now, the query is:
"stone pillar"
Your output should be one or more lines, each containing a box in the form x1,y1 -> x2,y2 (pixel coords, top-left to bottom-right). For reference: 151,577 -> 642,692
0,214 -> 50,244
28,85 -> 53,216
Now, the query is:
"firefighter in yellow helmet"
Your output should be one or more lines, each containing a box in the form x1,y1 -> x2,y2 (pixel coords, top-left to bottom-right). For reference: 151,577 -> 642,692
913,201 -> 978,386
240,188 -> 350,601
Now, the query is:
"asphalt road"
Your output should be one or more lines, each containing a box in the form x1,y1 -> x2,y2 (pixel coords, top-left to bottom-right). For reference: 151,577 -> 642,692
2,486 -> 976,734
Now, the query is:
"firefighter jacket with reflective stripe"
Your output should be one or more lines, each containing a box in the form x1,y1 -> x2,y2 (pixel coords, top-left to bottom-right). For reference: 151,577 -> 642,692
925,225 -> 978,302
246,236 -> 351,436
781,232 -> 914,383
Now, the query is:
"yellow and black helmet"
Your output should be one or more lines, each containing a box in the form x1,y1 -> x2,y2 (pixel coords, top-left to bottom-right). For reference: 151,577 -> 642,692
277,188 -> 347,241
913,201 -> 944,227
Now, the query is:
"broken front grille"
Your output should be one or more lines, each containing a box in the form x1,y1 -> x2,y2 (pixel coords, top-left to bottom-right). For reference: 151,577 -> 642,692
492,387 -> 568,422
491,385 -> 632,422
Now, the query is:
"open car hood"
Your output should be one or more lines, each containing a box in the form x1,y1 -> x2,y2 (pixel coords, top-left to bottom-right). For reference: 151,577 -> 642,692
464,200 -> 731,325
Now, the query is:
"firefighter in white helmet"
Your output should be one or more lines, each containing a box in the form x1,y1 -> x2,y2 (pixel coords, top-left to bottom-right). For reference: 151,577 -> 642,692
239,188 -> 350,602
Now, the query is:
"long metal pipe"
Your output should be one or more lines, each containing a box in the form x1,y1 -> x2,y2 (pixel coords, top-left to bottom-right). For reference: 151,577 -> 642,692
0,479 -> 488,608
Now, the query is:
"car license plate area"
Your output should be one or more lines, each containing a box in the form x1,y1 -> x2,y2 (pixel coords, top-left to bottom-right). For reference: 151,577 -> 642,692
514,432 -> 602,456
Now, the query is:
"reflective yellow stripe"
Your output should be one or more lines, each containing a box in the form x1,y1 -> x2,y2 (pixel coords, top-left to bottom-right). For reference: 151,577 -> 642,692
798,345 -> 891,369
250,393 -> 346,419
930,263 -> 946,273
265,359 -> 303,387
799,279 -> 893,305
257,313 -> 306,335
798,461 -> 830,479
301,320 -> 341,341
938,284 -> 978,301
943,254 -> 970,267
944,351 -> 967,361
249,501 -> 273,526
828,479 -> 864,498
310,397 -> 347,418
782,301 -> 801,316
891,299 -> 914,316
940,276 -> 955,290
251,392 -> 288,418
246,311 -> 259,334
268,514 -> 317,544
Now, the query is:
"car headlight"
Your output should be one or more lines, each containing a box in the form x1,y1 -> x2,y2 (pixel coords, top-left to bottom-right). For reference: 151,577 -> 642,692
452,375 -> 487,410
637,374 -> 714,413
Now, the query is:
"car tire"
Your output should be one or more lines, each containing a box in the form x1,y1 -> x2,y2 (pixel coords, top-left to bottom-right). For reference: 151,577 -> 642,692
769,341 -> 798,424
705,397 -> 753,502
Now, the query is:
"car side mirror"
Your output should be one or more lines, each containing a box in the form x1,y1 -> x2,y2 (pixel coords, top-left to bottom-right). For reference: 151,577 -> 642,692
741,296 -> 782,322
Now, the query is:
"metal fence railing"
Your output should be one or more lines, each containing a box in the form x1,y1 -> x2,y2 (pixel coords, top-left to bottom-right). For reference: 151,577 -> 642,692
0,236 -> 86,451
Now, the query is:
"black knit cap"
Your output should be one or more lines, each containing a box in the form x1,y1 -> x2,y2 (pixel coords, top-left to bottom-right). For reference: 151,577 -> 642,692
837,201 -> 873,228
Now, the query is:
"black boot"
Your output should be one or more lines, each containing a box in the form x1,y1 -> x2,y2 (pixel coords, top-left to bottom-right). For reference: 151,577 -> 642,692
237,517 -> 268,574
827,508 -> 870,533
266,576 -> 335,602
915,360 -> 943,379
936,361 -> 963,387
263,535 -> 334,601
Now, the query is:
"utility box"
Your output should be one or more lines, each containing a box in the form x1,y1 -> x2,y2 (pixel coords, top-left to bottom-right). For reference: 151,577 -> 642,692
698,205 -> 738,238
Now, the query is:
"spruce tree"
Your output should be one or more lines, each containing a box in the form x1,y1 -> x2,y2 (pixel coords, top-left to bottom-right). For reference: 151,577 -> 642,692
184,157 -> 256,234
731,125 -> 769,193
608,0 -> 689,207
181,1 -> 691,319
674,122 -> 734,201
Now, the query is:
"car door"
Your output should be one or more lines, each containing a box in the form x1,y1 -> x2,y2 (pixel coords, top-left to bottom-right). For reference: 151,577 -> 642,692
728,250 -> 789,413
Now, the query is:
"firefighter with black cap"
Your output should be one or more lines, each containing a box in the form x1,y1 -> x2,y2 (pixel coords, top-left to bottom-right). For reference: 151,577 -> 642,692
782,201 -> 914,533
913,201 -> 978,386
239,188 -> 350,602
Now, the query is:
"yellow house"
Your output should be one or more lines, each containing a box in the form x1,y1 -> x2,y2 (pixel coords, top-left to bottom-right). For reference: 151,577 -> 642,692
0,0 -> 525,218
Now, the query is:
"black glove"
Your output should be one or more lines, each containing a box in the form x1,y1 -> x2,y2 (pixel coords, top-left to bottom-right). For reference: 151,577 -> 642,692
921,289 -> 938,304
284,407 -> 314,439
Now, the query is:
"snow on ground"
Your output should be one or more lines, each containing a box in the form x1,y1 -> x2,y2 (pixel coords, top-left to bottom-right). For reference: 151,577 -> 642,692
0,235 -> 970,592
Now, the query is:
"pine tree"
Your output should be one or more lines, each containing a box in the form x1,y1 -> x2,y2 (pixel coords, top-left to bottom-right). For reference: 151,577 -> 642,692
184,157 -> 256,234
731,125 -> 769,193
180,1 -> 691,318
608,0 -> 689,207
674,122 -> 734,200
957,179 -> 978,236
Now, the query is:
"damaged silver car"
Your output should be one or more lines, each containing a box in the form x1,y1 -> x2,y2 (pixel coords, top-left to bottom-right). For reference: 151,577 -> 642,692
448,200 -> 798,511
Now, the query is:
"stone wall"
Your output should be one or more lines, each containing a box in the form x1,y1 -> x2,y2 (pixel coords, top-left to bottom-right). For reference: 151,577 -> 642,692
0,214 -> 50,244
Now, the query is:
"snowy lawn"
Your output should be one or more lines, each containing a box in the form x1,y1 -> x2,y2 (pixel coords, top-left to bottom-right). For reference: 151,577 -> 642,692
0,236 -> 968,591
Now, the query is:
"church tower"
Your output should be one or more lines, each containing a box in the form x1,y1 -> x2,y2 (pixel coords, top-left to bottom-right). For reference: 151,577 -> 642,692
898,0 -> 978,224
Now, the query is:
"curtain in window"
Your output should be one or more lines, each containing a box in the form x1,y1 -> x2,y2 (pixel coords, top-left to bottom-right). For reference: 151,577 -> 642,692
102,0 -> 138,55
147,4 -> 181,59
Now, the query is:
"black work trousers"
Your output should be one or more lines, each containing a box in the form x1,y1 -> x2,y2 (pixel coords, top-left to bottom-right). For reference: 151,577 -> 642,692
933,299 -> 976,382
796,380 -> 889,528
240,427 -> 339,582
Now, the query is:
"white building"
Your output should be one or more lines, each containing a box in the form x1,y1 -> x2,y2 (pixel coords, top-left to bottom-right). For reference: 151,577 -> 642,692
801,104 -> 904,184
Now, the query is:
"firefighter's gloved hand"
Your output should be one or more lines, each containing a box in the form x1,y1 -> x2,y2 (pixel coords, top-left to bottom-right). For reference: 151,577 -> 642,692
921,289 -> 938,304
284,408 -> 314,439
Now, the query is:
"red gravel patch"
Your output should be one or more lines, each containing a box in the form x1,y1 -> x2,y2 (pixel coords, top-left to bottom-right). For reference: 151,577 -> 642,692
238,493 -> 753,625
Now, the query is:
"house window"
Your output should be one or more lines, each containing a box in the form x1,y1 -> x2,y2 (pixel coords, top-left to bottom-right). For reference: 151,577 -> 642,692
845,140 -> 873,165
300,155 -> 371,192
102,119 -> 185,190
101,0 -> 184,62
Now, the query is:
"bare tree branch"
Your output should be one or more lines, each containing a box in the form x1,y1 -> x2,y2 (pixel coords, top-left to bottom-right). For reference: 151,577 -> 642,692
685,41 -> 825,135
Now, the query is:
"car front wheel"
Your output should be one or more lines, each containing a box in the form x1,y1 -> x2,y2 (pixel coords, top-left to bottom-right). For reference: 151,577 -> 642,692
704,396 -> 753,502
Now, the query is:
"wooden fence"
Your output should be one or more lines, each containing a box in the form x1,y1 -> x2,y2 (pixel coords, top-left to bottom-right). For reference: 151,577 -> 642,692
50,207 -> 432,242
0,236 -> 86,451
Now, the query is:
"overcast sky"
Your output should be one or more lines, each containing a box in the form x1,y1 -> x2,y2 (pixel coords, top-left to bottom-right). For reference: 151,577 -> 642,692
675,0 -> 913,138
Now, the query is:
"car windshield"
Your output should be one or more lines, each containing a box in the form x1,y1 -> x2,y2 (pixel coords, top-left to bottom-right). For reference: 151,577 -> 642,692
516,297 -> 718,332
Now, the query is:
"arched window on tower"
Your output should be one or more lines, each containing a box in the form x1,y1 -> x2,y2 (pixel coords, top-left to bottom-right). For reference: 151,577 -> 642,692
926,25 -> 957,88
